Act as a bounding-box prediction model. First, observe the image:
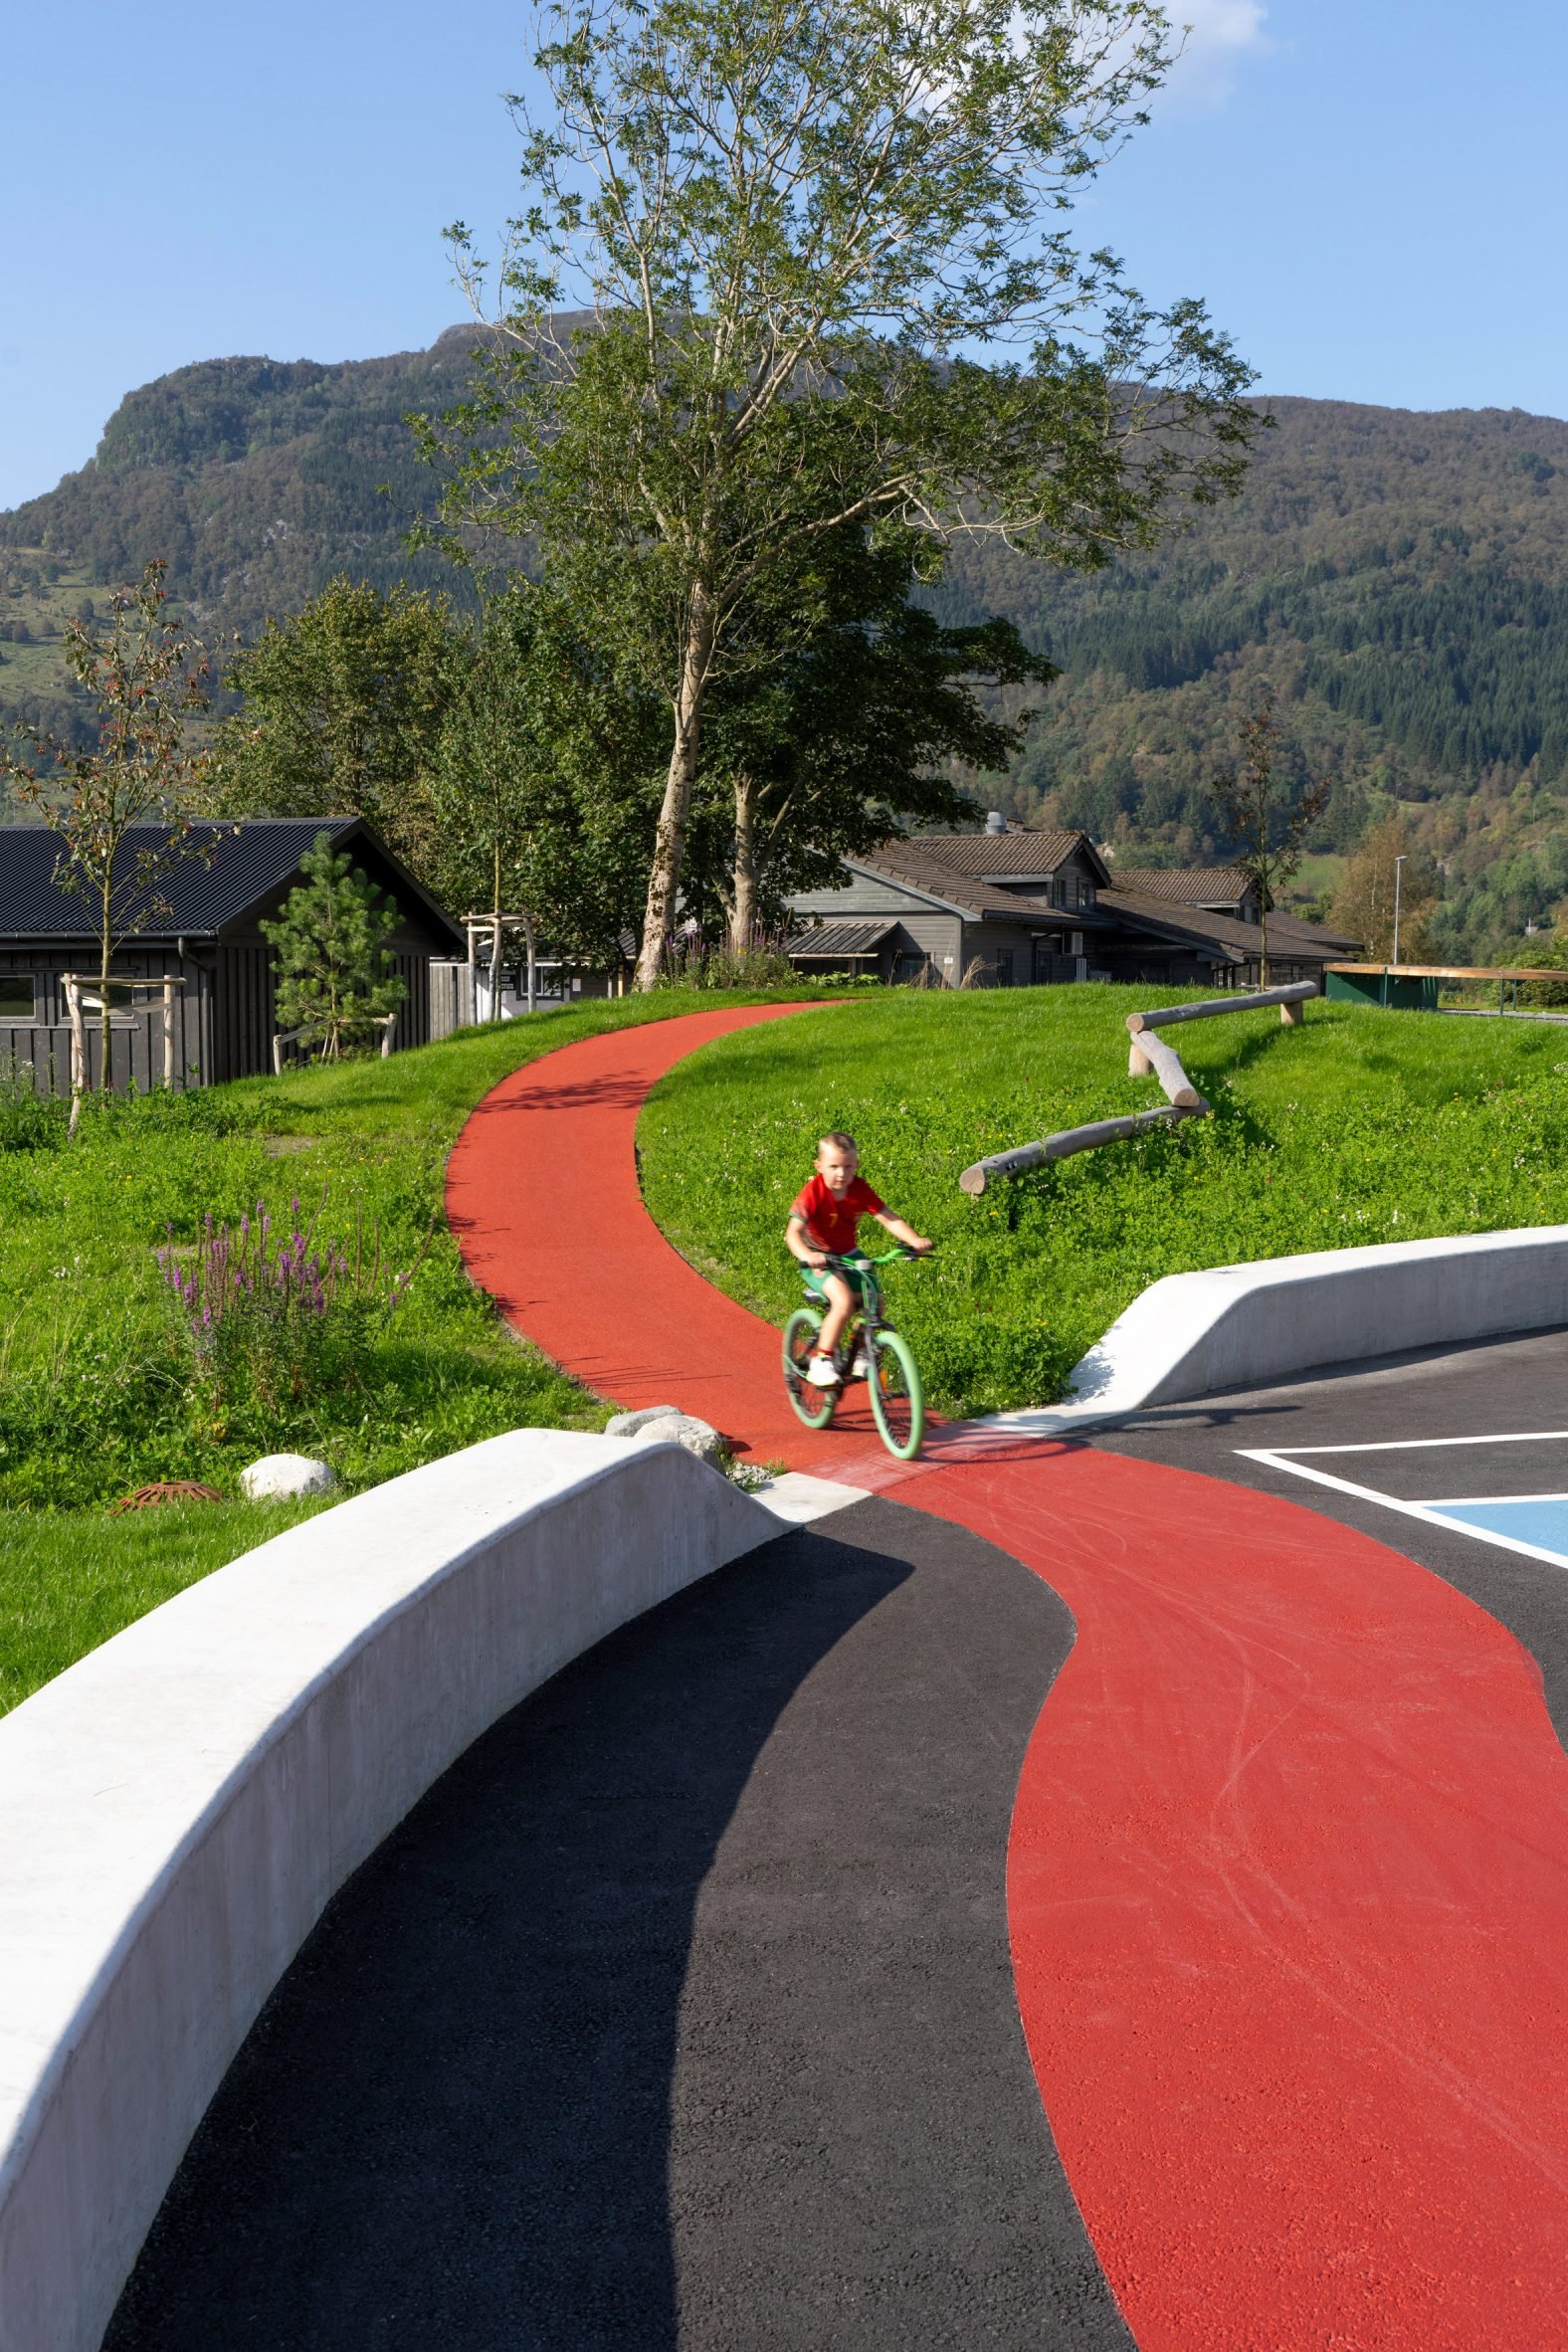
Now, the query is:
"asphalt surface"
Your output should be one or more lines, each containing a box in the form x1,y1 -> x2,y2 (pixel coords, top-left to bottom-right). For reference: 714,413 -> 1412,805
104,1495 -> 1133,2352
1096,1321 -> 1568,1751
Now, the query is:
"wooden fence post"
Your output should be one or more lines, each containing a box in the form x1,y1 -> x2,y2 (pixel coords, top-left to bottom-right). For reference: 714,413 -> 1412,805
64,976 -> 86,1131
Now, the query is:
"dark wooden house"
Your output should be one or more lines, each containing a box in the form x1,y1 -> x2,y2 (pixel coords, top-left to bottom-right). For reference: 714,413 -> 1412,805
0,819 -> 466,1096
786,821 -> 1359,989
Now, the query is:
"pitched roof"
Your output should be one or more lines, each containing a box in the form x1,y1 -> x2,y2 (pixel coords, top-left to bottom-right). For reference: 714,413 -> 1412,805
1103,866 -> 1251,906
847,843 -> 1090,924
0,819 -> 465,951
1098,888 -> 1362,961
897,828 -> 1100,880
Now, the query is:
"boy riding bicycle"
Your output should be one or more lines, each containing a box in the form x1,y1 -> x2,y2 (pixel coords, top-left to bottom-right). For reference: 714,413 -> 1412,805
785,1131 -> 931,1387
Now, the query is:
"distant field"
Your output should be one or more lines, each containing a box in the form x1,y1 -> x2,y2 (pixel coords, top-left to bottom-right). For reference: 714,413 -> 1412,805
1282,852 -> 1348,906
638,988 -> 1568,1417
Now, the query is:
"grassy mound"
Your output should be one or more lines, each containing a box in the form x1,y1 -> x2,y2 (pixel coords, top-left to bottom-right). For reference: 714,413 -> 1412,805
0,989 -> 808,1715
638,990 -> 1568,1418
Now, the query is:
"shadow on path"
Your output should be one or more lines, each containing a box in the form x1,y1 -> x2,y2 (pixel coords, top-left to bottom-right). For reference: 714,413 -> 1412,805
106,1498 -> 1128,2352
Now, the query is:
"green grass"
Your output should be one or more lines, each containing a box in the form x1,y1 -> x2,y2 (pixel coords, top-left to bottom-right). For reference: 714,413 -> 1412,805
0,987 -> 818,1714
0,1496 -> 333,1715
637,988 -> 1568,1418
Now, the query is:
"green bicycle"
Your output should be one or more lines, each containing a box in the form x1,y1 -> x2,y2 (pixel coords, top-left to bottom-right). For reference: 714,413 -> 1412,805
782,1247 -> 927,1461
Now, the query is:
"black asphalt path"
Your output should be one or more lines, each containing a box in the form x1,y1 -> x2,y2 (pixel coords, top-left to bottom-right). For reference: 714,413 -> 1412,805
105,1496 -> 1133,2352
1095,1321 -> 1568,1750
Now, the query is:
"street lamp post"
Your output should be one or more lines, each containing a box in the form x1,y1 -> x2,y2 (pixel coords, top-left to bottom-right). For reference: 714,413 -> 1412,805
1392,854 -> 1408,972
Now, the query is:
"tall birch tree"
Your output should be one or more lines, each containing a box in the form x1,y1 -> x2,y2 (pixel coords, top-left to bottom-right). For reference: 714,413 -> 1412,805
417,0 -> 1261,986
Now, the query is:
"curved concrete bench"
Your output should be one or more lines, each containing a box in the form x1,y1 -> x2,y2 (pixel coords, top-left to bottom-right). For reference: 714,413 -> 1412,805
0,1431 -> 777,2352
985,1224 -> 1568,1434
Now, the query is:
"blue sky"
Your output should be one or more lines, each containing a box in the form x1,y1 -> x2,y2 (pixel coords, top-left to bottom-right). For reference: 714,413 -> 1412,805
3,0 -> 1564,511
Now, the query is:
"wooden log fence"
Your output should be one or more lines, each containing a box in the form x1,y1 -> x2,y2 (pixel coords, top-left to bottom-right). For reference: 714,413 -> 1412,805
958,1104 -> 1204,1194
60,975 -> 189,1130
959,979 -> 1319,1197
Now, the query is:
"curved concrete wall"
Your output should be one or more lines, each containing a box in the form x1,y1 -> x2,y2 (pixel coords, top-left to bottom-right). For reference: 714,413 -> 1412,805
986,1224 -> 1568,1434
0,1432 -> 777,2352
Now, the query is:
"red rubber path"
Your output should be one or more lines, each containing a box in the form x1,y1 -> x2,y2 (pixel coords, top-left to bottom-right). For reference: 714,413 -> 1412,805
448,1006 -> 1568,2349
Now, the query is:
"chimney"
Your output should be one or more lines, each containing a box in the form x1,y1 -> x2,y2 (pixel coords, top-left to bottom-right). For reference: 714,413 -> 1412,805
984,810 -> 1007,835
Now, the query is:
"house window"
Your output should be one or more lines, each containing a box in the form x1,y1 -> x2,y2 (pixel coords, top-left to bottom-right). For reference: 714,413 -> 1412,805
996,950 -> 1015,986
0,975 -> 36,1022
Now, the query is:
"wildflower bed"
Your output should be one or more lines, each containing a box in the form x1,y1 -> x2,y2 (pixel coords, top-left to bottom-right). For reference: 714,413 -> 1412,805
0,989 -> 813,1714
637,989 -> 1568,1419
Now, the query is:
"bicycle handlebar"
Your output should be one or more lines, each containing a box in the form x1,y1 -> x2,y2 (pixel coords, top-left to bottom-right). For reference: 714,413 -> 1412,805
825,1245 -> 931,1268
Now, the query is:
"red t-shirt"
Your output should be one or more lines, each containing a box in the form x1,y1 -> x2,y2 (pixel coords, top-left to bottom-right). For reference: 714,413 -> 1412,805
792,1171 -> 884,1257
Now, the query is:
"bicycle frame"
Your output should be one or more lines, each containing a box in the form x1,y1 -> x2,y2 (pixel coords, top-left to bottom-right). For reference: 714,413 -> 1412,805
806,1248 -> 907,1371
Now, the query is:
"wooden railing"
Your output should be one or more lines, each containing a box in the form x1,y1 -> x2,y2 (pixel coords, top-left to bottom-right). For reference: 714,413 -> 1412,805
959,981 -> 1318,1196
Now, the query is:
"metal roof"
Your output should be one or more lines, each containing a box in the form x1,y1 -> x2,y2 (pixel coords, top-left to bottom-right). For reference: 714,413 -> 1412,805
786,918 -> 898,958
0,820 -> 465,951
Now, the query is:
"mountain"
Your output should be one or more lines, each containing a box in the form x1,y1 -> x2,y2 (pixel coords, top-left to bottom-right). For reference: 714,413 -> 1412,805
5,341 -> 1567,953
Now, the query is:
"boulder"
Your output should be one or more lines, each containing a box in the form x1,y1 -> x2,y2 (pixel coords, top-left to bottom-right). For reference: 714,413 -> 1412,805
604,1405 -> 687,1438
240,1453 -> 338,1502
604,1408 -> 728,1468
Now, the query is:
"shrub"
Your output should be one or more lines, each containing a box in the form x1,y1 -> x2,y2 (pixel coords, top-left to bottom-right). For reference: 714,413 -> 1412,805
156,1194 -> 431,1417
655,927 -> 798,991
0,1067 -> 66,1154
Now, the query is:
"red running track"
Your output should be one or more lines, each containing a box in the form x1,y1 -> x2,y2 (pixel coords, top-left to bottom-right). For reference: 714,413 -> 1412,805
447,1006 -> 1568,2350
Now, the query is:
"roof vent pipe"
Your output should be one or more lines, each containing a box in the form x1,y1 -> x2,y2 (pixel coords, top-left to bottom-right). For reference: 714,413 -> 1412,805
984,809 -> 1007,834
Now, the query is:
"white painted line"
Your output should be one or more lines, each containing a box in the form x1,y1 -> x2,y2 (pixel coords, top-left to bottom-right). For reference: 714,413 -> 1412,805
1417,1490 -> 1568,1508
1239,1449 -> 1568,1571
1264,1430 -> 1568,1457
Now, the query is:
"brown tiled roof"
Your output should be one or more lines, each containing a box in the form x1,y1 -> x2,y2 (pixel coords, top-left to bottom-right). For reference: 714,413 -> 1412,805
1103,866 -> 1251,906
898,828 -> 1089,878
846,845 -> 1061,923
1099,889 -> 1362,962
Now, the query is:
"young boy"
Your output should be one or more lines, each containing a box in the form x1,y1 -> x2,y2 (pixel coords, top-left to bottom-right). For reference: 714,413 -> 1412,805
785,1131 -> 931,1387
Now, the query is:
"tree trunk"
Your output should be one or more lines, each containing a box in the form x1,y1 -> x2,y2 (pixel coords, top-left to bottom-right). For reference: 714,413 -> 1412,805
98,879 -> 112,1097
729,771 -> 758,957
490,840 -> 503,1022
523,910 -> 536,1016
635,594 -> 715,991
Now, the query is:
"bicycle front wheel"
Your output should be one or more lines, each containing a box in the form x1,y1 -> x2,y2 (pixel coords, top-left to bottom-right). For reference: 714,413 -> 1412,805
867,1327 -> 923,1460
783,1306 -> 838,1429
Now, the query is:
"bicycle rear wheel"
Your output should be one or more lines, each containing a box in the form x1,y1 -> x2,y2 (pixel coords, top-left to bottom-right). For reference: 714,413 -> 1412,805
783,1306 -> 838,1429
867,1327 -> 923,1460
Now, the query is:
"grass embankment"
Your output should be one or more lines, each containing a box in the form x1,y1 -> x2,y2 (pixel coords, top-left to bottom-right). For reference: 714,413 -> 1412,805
0,989 -> 810,1714
639,988 -> 1568,1419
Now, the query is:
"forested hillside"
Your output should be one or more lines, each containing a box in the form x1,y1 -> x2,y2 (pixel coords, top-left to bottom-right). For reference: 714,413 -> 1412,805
5,342 -> 1566,955
933,396 -> 1568,953
0,329 -> 490,750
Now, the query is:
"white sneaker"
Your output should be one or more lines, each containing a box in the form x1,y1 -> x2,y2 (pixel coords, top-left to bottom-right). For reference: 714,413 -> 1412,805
849,1350 -> 870,1377
805,1354 -> 841,1388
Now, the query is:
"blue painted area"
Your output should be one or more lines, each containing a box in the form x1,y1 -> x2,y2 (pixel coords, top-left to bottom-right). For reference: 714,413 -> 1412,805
1430,1497 -> 1568,1563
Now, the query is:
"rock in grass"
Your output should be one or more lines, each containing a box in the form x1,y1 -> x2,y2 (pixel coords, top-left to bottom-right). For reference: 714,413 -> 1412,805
240,1453 -> 338,1501
605,1408 -> 728,1468
604,1405 -> 687,1437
